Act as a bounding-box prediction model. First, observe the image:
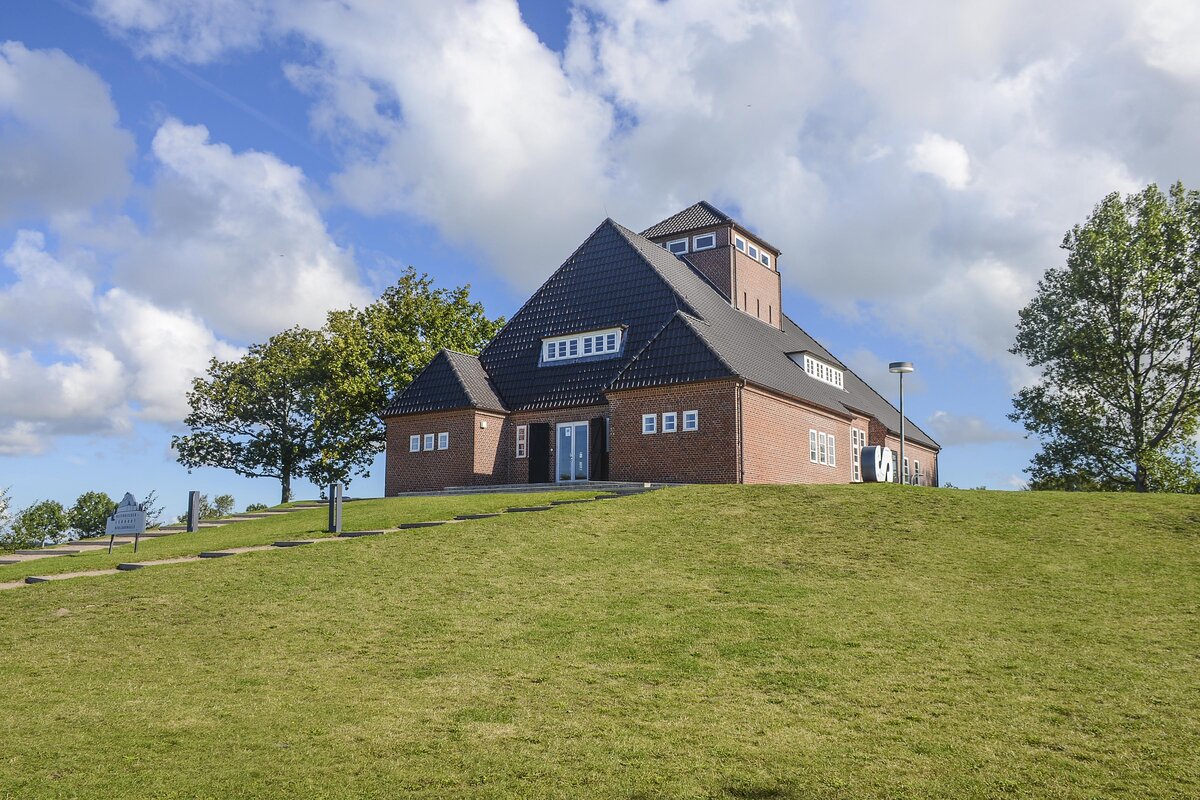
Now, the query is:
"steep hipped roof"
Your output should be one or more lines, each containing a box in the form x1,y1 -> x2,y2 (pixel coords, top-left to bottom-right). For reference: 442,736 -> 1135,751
382,349 -> 506,416
640,201 -> 734,239
476,219 -> 698,410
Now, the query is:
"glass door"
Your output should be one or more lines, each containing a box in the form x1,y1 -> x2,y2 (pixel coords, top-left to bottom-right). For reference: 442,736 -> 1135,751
556,422 -> 589,482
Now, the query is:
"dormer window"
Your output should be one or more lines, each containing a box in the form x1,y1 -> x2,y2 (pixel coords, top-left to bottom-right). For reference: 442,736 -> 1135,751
542,327 -> 623,364
735,235 -> 746,252
665,238 -> 689,255
692,233 -> 716,251
798,354 -> 844,389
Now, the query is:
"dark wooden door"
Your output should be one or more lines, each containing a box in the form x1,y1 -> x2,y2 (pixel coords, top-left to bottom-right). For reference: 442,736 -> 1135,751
590,417 -> 609,481
528,423 -> 550,483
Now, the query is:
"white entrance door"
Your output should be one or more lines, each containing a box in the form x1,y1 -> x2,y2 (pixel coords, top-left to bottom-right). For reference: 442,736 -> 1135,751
556,421 -> 589,482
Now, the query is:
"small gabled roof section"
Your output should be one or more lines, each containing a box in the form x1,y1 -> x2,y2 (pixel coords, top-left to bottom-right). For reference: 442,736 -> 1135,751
609,312 -> 736,391
381,349 -> 506,417
640,201 -> 735,239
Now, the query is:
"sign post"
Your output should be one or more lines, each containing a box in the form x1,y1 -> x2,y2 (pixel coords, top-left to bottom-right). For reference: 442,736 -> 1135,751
328,483 -> 343,534
106,493 -> 148,553
186,491 -> 201,533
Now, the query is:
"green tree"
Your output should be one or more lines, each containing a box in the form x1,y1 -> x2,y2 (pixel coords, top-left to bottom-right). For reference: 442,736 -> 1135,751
245,503 -> 269,513
142,490 -> 165,528
0,487 -> 12,551
173,270 -> 501,502
1011,182 -> 1200,492
68,491 -> 117,538
9,500 -> 69,549
212,494 -> 236,518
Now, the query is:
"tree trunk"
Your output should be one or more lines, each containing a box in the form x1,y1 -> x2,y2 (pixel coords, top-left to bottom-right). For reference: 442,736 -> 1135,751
1135,462 -> 1149,493
281,472 -> 292,504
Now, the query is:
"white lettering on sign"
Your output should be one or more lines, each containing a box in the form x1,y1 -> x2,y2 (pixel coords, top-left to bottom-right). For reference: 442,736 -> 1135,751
105,492 -> 148,537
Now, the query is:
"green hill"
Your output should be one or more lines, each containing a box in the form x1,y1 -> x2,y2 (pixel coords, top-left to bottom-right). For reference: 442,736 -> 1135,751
1,485 -> 1197,798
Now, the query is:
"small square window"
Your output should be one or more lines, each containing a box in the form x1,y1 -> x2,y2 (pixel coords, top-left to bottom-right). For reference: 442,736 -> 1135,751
735,236 -> 746,252
760,252 -> 770,267
606,333 -> 616,351
437,431 -> 449,450
423,433 -> 435,451
569,339 -> 578,356
583,337 -> 593,354
662,412 -> 677,433
642,414 -> 657,434
409,435 -> 420,452
693,233 -> 716,251
748,244 -> 759,260
666,238 -> 689,255
683,410 -> 698,431
557,341 -> 567,358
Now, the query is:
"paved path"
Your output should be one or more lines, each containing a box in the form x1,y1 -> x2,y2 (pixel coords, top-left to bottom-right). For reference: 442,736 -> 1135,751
1,491 -> 658,592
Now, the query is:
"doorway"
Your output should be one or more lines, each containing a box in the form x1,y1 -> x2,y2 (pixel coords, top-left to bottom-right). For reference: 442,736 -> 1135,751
556,421 -> 589,482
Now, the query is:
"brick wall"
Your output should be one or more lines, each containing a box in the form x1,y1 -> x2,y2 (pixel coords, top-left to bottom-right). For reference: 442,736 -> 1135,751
606,380 -> 740,483
497,404 -> 611,485
732,249 -> 782,329
883,434 -> 939,487
384,409 -> 483,493
741,385 -> 855,484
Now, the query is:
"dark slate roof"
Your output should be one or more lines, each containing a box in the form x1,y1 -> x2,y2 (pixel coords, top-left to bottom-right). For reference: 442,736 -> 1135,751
382,349 -> 506,416
476,219 -> 698,411
640,200 -> 734,239
612,312 -> 736,389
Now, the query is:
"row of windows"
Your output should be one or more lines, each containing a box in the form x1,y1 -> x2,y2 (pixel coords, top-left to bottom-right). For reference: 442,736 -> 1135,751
902,457 -> 923,485
664,232 -> 717,256
734,235 -> 772,267
808,429 -> 837,467
542,327 -> 622,363
642,410 -> 699,434
803,354 -> 844,389
850,428 -> 867,482
409,432 -> 449,452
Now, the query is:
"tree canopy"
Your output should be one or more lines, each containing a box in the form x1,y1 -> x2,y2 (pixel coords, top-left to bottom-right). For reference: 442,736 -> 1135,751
68,491 -> 117,539
1011,182 -> 1200,492
173,269 -> 502,503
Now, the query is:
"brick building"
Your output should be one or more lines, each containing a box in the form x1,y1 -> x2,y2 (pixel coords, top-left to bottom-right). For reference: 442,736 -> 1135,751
383,202 -> 939,492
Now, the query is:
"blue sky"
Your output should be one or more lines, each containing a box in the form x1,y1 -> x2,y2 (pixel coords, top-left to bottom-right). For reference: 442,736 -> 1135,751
2,0 -> 1198,517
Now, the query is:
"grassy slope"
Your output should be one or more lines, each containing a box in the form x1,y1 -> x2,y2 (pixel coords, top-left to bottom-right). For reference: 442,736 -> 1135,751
0,485 -> 1197,799
0,492 -> 597,582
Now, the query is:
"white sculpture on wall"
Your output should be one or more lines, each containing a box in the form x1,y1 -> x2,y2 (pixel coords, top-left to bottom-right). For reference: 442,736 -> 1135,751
861,445 -> 894,483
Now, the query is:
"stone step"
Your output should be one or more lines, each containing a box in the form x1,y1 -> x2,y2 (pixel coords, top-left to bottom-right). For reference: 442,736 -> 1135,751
116,563 -> 145,571
271,541 -> 313,548
550,499 -> 595,505
15,549 -> 78,556
198,551 -> 236,559
399,521 -> 448,529
337,530 -> 387,538
25,576 -> 51,584
506,506 -> 553,513
455,513 -> 501,520
0,559 -> 20,565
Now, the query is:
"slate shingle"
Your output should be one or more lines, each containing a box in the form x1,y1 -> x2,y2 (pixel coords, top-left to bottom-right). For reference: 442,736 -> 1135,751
382,349 -> 505,416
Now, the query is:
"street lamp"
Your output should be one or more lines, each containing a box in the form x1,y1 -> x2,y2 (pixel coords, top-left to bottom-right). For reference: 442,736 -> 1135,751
889,361 -> 914,485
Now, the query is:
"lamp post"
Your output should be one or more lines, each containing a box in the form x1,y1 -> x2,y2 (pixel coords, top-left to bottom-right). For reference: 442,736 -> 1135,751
889,361 -> 914,485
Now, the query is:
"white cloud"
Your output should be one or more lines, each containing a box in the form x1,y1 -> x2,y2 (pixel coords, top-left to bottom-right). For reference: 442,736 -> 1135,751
907,133 -> 971,190
118,118 -> 370,340
90,0 -> 273,63
926,410 -> 1022,446
0,41 -> 134,223
0,421 -> 46,457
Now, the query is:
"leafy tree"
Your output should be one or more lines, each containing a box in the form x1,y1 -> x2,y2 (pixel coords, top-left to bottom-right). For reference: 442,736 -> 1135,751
174,270 -> 501,502
1011,182 -> 1200,492
245,503 -> 269,513
142,490 -> 165,528
68,491 -> 117,538
213,494 -> 236,518
9,500 -> 69,549
0,487 -> 13,551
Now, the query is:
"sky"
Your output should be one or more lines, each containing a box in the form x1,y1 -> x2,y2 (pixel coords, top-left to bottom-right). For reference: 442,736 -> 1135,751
2,0 -> 1199,517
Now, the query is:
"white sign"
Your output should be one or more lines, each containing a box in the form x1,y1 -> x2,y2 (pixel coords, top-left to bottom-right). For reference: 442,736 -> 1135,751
105,492 -> 147,537
861,446 -> 894,483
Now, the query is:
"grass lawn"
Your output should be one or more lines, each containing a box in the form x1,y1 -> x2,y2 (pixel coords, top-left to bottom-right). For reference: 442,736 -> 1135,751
1,484 -> 1197,798
0,491 -> 599,582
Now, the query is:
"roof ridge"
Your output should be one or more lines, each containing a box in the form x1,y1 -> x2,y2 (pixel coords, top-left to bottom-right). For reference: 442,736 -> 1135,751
608,310 -> 735,391
608,220 -> 700,318
439,347 -> 474,402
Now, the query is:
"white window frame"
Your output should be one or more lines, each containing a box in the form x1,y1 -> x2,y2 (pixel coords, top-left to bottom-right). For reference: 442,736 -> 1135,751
692,233 -> 717,251
818,432 -> 828,465
734,235 -> 746,253
542,327 -> 623,364
851,428 -> 865,482
801,354 -> 844,389
437,431 -> 449,450
903,457 -> 910,485
662,411 -> 678,433
759,252 -> 771,267
423,433 -> 435,451
642,414 -> 657,434
748,244 -> 759,261
409,434 -> 420,453
828,434 -> 836,467
809,430 -> 818,463
913,460 -> 921,486
682,410 -> 698,431
515,424 -> 527,458
665,238 -> 689,255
